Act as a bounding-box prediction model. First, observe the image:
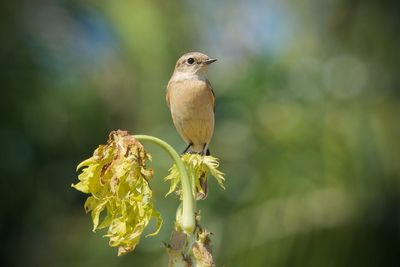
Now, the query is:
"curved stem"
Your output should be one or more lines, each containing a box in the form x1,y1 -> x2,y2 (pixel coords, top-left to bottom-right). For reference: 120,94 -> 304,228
133,135 -> 195,234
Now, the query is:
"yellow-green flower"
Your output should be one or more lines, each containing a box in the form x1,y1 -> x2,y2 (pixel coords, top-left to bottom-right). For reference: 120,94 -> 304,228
164,154 -> 225,199
72,130 -> 162,256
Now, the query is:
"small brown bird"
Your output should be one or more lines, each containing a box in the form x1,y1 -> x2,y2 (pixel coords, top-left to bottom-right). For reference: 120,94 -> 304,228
166,52 -> 217,155
166,52 -> 217,199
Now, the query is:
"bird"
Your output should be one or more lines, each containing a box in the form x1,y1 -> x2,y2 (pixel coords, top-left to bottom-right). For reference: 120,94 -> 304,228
166,52 -> 217,199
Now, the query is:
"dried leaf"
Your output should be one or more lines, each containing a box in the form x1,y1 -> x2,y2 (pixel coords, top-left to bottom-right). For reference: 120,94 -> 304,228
72,130 -> 162,255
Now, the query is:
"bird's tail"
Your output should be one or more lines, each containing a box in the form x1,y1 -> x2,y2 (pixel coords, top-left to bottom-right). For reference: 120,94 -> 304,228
196,148 -> 210,200
196,171 -> 208,200
183,146 -> 210,200
183,147 -> 209,200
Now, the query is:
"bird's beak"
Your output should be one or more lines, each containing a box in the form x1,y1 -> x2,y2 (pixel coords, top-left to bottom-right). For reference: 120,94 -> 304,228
204,58 -> 217,65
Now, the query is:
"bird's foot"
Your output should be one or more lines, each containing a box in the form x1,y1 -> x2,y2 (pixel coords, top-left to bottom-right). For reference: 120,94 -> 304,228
200,143 -> 210,156
181,142 -> 193,155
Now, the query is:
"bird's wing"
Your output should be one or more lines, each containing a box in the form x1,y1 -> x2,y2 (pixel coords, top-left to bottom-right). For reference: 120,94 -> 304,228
166,84 -> 171,108
206,79 -> 216,113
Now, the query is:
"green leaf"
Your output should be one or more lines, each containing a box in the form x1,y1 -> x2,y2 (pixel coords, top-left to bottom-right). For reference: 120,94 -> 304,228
76,157 -> 94,171
146,210 -> 163,237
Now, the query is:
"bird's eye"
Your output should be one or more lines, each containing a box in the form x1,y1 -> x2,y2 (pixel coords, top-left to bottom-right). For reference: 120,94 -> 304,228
187,58 -> 195,64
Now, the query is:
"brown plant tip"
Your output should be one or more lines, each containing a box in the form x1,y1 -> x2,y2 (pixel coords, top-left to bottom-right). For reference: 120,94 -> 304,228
192,240 -> 215,267
109,130 -> 144,151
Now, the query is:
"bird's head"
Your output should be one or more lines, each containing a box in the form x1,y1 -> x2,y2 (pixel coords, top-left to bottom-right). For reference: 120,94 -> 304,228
173,52 -> 217,77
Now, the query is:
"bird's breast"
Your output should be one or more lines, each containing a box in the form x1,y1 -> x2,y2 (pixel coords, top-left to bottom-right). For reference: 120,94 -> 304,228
167,78 -> 215,148
167,79 -> 214,117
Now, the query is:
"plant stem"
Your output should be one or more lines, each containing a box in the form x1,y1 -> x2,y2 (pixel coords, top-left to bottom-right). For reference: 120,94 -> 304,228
133,135 -> 195,234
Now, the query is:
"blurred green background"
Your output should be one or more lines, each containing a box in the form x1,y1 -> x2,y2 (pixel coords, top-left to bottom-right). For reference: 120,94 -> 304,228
1,0 -> 400,266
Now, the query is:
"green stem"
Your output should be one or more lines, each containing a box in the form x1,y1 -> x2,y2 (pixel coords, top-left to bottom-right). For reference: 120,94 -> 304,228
133,135 -> 195,234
